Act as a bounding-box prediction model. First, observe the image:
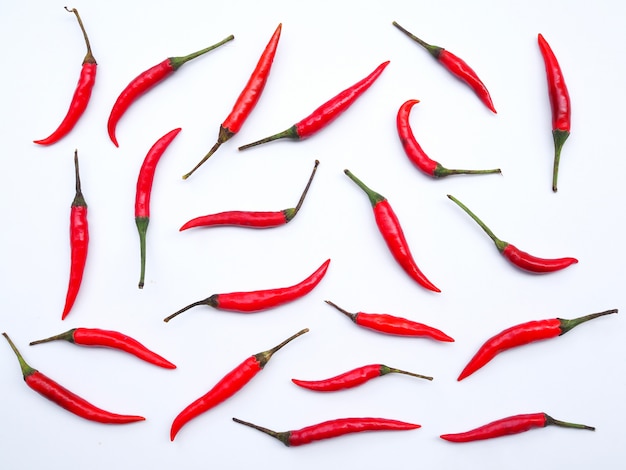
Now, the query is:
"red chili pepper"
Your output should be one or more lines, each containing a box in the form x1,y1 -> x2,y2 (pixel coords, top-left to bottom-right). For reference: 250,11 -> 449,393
392,21 -> 496,113
62,150 -> 89,320
397,99 -> 501,177
3,333 -> 145,424
457,308 -> 617,381
30,328 -> 176,369
325,300 -> 454,342
170,328 -> 308,441
538,33 -> 571,192
107,35 -> 233,147
182,24 -> 282,179
34,8 -> 97,146
344,169 -> 440,292
164,259 -> 331,322
232,416 -> 420,446
135,128 -> 182,289
440,412 -> 594,442
447,194 -> 578,273
237,61 -> 390,151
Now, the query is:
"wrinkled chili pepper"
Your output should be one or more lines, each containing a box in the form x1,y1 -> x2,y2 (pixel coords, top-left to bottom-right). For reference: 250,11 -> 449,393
232,416 -> 420,446
447,194 -> 578,273
107,35 -> 233,147
392,21 -> 496,113
34,7 -> 97,146
3,333 -> 145,424
170,328 -> 308,441
164,259 -> 330,322
182,24 -> 282,179
440,412 -> 594,442
325,300 -> 454,342
538,33 -> 571,192
344,169 -> 440,292
30,328 -> 176,369
457,308 -> 617,381
238,61 -> 390,151
135,128 -> 182,289
180,160 -> 319,231
397,99 -> 501,177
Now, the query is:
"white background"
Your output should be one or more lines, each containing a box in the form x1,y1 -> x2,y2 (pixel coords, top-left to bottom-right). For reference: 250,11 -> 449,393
1,1 -> 624,469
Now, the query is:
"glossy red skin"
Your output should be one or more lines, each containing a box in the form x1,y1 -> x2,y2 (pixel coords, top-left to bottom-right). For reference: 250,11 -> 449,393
440,413 -> 547,442
502,244 -> 578,273
354,312 -> 454,342
180,210 -> 287,231
62,205 -> 88,320
292,364 -> 386,392
396,99 -> 439,175
537,34 -> 570,132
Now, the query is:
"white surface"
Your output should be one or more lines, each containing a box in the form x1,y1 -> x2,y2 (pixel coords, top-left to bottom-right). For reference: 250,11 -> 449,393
1,1 -> 624,469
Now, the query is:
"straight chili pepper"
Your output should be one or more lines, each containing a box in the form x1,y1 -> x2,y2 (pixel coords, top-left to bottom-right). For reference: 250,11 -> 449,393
3,333 -> 145,424
392,21 -> 496,113
170,328 -> 308,441
164,259 -> 330,322
447,194 -> 578,273
107,35 -> 233,147
344,169 -> 440,292
135,128 -> 182,289
238,61 -> 390,151
30,328 -> 176,369
232,416 -> 420,446
325,300 -> 454,342
34,7 -> 97,146
457,308 -> 617,381
397,99 -> 501,177
440,412 -> 594,442
62,150 -> 89,320
180,160 -> 319,231
538,33 -> 571,192
182,24 -> 282,179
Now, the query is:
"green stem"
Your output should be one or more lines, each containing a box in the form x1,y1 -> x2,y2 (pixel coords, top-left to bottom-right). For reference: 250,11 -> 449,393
30,329 -> 76,346
163,295 -> 219,322
392,21 -> 442,59
283,160 -> 320,222
436,166 -> 502,177
232,417 -> 291,446
559,309 -> 618,335
136,216 -> 149,289
238,125 -> 299,151
545,413 -> 595,431
552,129 -> 570,192
3,333 -> 36,378
380,364 -> 433,381
169,35 -> 234,70
447,194 -> 507,252
343,169 -> 385,206
254,328 -> 309,368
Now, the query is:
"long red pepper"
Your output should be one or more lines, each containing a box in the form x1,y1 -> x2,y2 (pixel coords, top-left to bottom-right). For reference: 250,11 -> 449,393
344,169 -> 440,292
238,61 -> 390,151
392,21 -> 496,113
3,333 -> 145,424
135,128 -> 182,289
170,328 -> 308,441
107,35 -> 233,147
397,99 -> 501,177
164,259 -> 330,322
180,160 -> 319,231
232,416 -> 420,446
182,24 -> 282,179
62,150 -> 89,320
538,33 -> 571,192
325,300 -> 454,342
457,308 -> 617,381
447,194 -> 578,273
34,8 -> 97,146
30,328 -> 176,369
440,412 -> 594,442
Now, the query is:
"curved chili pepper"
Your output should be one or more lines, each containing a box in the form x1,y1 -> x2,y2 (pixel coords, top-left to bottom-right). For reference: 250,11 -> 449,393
392,21 -> 496,113
447,194 -> 578,273
397,99 -> 501,177
164,259 -> 330,322
34,8 -> 97,146
538,33 -> 571,192
62,150 -> 89,320
182,24 -> 282,179
170,328 -> 308,441
30,328 -> 176,369
232,416 -> 420,446
457,308 -> 617,381
3,333 -> 145,424
344,169 -> 440,292
440,412 -> 594,442
135,128 -> 182,289
180,160 -> 319,231
325,300 -> 454,342
107,35 -> 233,147
238,61 -> 390,151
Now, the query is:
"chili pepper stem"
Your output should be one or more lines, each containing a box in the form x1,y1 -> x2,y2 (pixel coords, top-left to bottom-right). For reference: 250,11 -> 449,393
544,414 -> 594,431
255,328 -> 309,367
284,160 -> 320,221
447,194 -> 507,252
559,309 -> 618,335
30,329 -> 76,346
65,7 -> 95,64
169,35 -> 234,70
232,417 -> 291,446
392,21 -> 441,58
163,295 -> 218,322
343,170 -> 385,206
238,125 -> 299,151
3,333 -> 36,377
552,130 -> 569,192
324,300 -> 357,322
182,127 -> 234,179
136,217 -> 149,289
72,150 -> 86,207
436,166 -> 502,177
380,365 -> 433,381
